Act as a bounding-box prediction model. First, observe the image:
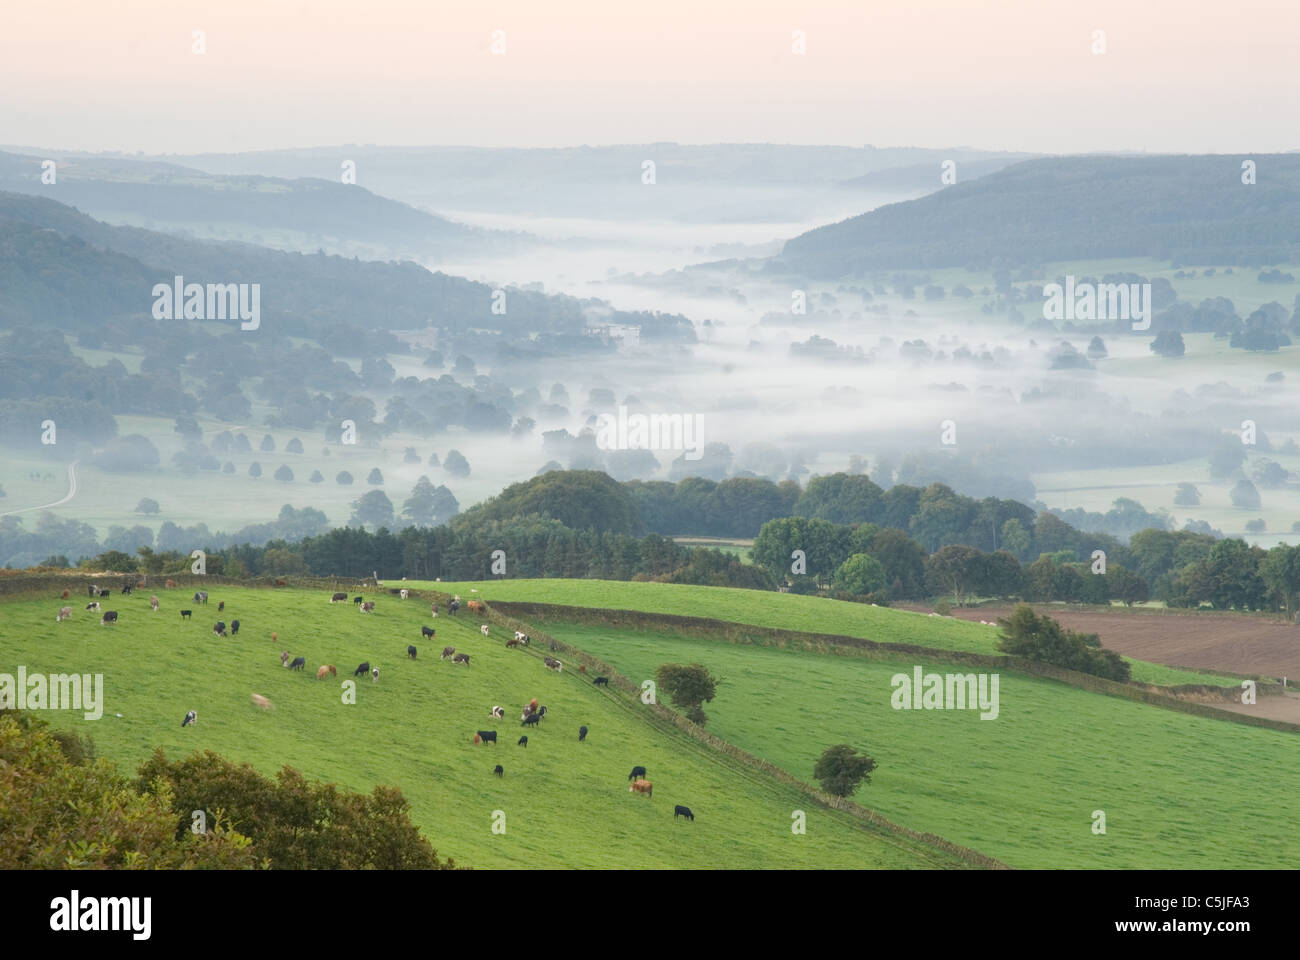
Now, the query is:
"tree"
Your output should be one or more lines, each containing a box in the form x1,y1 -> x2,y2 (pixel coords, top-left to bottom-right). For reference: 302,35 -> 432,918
654,663 -> 720,726
835,553 -> 887,596
351,490 -> 395,529
135,497 -> 161,515
794,473 -> 884,525
996,603 -> 1130,681
260,434 -> 276,452
336,471 -> 354,485
1209,441 -> 1246,479
274,465 -> 294,482
174,415 -> 201,441
999,517 -> 1031,560
1173,483 -> 1200,506
444,450 -> 470,477
1150,330 -> 1185,357
367,468 -> 384,485
310,470 -> 324,483
924,544 -> 984,605
1259,544 -> 1300,620
1252,460 -> 1289,489
1086,335 -> 1107,359
813,744 -> 877,798
286,437 -> 304,454
92,550 -> 138,572
222,461 -> 235,474
1230,476 -> 1261,510
248,462 -> 263,478
403,447 -> 420,464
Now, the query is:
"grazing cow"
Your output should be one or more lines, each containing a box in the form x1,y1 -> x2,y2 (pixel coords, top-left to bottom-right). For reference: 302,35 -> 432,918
57,606 -> 73,622
272,632 -> 278,642
400,589 -> 409,600
88,585 -> 98,598
628,766 -> 647,781
250,693 -> 273,710
448,600 -> 460,616
544,657 -> 562,672
180,609 -> 191,619
473,734 -> 481,745
549,642 -> 558,652
101,611 -> 118,625
521,713 -> 540,729
360,601 -> 375,613
194,592 -> 207,604
477,730 -> 498,745
61,589 -> 70,600
513,631 -> 528,642
99,589 -> 110,598
86,602 -> 100,612
441,646 -> 455,660
372,668 -> 380,683
674,805 -> 694,821
218,601 -> 224,612
538,705 -> 547,719
579,665 -> 587,674
122,585 -> 133,596
431,602 -> 438,615
453,653 -> 470,665
281,651 -> 291,667
230,620 -> 240,635
494,765 -> 504,777
578,725 -> 588,742
165,579 -> 176,588
421,625 -> 436,639
213,621 -> 226,636
506,638 -> 520,649
149,595 -> 159,611
316,665 -> 331,680
467,600 -> 485,614
594,676 -> 609,687
517,736 -> 528,747
629,779 -> 652,797
181,710 -> 197,728
480,624 -> 490,637
353,596 -> 363,605
529,698 -> 539,713
330,592 -> 347,603
354,662 -> 371,677
288,656 -> 306,671
408,645 -> 418,659
490,705 -> 504,719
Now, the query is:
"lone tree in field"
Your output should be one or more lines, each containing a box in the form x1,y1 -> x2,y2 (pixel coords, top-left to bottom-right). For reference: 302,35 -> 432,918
654,663 -> 720,726
367,468 -> 384,485
814,744 -> 877,798
135,497 -> 160,515
336,471 -> 354,485
997,603 -> 1130,682
248,462 -> 262,478
1173,482 -> 1200,506
274,465 -> 294,482
309,470 -> 324,483
260,434 -> 276,452
286,437 -> 304,455
444,449 -> 470,477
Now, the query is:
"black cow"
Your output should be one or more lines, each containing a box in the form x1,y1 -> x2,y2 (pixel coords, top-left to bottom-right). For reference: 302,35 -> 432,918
537,705 -> 547,719
101,611 -> 118,625
453,653 -> 470,665
213,621 -> 226,636
288,656 -> 306,671
421,625 -> 436,639
477,730 -> 498,745
441,646 -> 455,660
181,710 -> 197,728
122,585 -> 133,595
408,645 -> 417,659
494,765 -> 504,777
517,736 -> 528,747
448,600 -> 460,615
549,641 -> 558,652
194,592 -> 207,604
230,619 -> 240,635
85,602 -> 100,611
330,592 -> 347,603
674,805 -> 695,821
578,725 -> 588,742
594,676 -> 609,686
354,661 -> 371,677
88,585 -> 98,597
180,609 -> 192,619
99,589 -> 110,598
628,766 -> 647,781
521,713 -> 540,729
218,601 -> 224,612
353,596 -> 363,604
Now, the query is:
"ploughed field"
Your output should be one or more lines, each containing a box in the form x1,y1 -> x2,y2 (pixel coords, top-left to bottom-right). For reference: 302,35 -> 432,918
1,584 -> 976,869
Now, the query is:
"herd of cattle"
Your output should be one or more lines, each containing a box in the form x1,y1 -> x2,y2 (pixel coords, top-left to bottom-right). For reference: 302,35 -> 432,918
51,581 -> 697,826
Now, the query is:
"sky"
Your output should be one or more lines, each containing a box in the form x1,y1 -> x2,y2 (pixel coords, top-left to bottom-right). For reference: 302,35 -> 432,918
1,0 -> 1295,155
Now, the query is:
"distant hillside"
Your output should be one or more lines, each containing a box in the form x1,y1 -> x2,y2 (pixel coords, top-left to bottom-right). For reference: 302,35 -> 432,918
0,192 -> 695,343
0,150 -> 514,259
780,155 -> 1300,277
836,155 -> 1038,193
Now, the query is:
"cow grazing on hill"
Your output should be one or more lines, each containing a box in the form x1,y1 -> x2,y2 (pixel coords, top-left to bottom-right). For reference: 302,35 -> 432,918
467,600 -> 485,614
578,725 -> 588,742
122,584 -> 133,595
149,595 -> 159,611
517,736 -> 528,747
88,585 -> 98,598
537,705 -> 548,720
549,642 -> 558,652
506,638 -> 521,649
57,606 -> 72,622
371,667 -> 380,682
674,805 -> 694,821
490,705 -> 504,719
181,710 -> 197,728
353,596 -> 364,605
628,766 -> 647,781
281,651 -> 291,667
544,657 -> 562,672
480,624 -> 490,636
453,653 -> 470,665
629,779 -> 652,797
408,645 -> 418,659
521,713 -> 540,729
316,665 -> 331,680
217,600 -> 224,612
288,656 -> 306,671
180,609 -> 191,619
441,646 -> 455,660
354,662 -> 371,677
421,625 -> 436,639
594,676 -> 609,686
213,621 -> 226,636
101,611 -> 118,625
529,698 -> 539,713
494,765 -> 504,777
360,601 -> 375,613
477,730 -> 498,745
579,665 -> 586,674
330,592 -> 347,603
230,620 -> 240,635
194,592 -> 207,604
99,589 -> 110,598
448,600 -> 460,616
513,631 -> 529,644
400,589 -> 409,600
86,602 -> 100,612
60,589 -> 70,600
251,693 -> 273,710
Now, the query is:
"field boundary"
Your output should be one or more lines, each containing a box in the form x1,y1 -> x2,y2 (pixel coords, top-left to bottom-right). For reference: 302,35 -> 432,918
492,602 -> 1300,737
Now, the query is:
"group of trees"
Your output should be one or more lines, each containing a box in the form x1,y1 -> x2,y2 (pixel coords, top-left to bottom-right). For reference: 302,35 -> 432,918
996,604 -> 1131,681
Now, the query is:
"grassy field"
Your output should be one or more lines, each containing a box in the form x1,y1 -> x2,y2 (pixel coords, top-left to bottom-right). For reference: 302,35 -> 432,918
0,584 -> 975,869
413,579 -> 1233,687
528,618 -> 1300,869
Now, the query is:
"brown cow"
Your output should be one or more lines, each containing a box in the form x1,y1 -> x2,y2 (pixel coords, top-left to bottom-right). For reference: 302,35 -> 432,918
60,589 -> 70,599
359,601 -> 375,613
629,780 -> 653,797
57,606 -> 72,622
316,664 -> 337,680
251,693 -> 273,710
506,638 -> 520,648
467,600 -> 485,613
280,651 -> 291,667
149,595 -> 159,611
165,579 -> 176,588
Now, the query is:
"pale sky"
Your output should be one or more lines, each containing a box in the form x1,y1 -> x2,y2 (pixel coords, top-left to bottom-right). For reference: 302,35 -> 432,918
1,0 -> 1294,155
